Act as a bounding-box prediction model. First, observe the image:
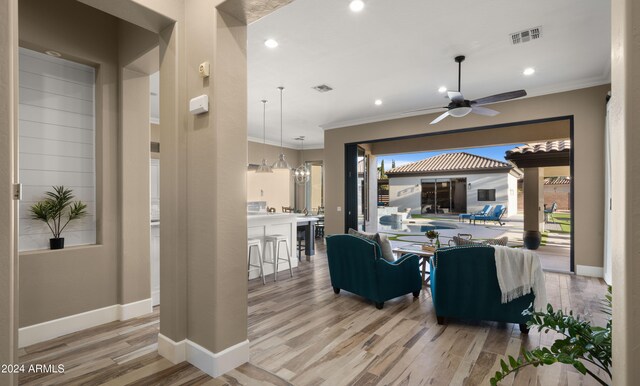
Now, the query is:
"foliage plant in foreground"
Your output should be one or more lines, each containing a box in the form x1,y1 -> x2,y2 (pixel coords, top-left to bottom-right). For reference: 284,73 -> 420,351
490,286 -> 612,386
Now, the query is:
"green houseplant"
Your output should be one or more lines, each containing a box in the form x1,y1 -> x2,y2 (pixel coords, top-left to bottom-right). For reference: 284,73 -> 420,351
29,185 -> 88,250
490,287 -> 612,385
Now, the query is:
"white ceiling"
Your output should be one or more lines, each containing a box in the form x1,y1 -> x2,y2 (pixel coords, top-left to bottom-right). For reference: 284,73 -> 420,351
247,0 -> 610,149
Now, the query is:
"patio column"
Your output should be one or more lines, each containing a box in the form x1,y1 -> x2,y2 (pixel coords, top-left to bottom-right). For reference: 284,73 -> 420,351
523,167 -> 544,249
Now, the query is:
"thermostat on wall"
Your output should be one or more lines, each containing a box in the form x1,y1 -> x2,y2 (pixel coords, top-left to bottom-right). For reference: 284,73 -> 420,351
189,94 -> 209,115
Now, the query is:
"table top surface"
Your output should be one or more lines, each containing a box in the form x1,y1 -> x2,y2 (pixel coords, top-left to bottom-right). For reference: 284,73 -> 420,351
392,244 -> 435,256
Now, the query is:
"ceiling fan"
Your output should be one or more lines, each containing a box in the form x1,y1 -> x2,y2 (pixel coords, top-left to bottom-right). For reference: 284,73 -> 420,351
428,55 -> 527,125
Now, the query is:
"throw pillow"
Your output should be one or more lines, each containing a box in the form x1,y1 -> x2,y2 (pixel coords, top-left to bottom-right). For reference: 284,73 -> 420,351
376,233 -> 396,262
347,229 -> 395,262
452,235 -> 479,246
483,236 -> 509,246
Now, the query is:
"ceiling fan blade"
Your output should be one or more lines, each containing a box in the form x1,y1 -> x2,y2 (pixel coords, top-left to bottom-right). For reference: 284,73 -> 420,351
471,90 -> 527,105
430,111 -> 450,125
401,106 -> 447,115
471,106 -> 500,116
447,91 -> 465,103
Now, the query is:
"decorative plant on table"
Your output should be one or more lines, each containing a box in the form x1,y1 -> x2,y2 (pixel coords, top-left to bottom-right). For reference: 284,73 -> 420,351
425,230 -> 440,248
29,185 -> 87,250
490,286 -> 612,386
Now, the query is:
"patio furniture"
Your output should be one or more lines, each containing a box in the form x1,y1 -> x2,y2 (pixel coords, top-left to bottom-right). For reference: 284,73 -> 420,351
458,205 -> 492,223
447,233 -> 473,246
472,205 -> 506,226
544,202 -> 558,223
326,234 -> 422,309
430,245 -> 534,333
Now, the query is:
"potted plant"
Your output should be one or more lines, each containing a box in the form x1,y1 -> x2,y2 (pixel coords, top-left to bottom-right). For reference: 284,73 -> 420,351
29,186 -> 88,250
491,287 -> 612,385
426,230 -> 440,248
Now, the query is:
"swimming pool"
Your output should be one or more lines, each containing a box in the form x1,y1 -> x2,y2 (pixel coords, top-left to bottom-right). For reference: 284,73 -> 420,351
377,219 -> 457,233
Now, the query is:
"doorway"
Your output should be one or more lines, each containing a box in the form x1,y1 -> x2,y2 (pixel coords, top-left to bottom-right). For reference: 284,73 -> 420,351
420,178 -> 467,214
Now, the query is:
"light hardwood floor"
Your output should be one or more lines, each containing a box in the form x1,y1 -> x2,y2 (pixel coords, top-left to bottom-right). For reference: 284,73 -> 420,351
19,243 -> 608,385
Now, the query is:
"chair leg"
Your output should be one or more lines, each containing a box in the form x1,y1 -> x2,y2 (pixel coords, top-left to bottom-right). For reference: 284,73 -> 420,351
333,287 -> 340,294
274,241 -> 279,281
375,302 -> 384,310
519,323 -> 530,334
436,316 -> 446,325
412,290 -> 420,297
257,243 -> 265,285
284,240 -> 293,278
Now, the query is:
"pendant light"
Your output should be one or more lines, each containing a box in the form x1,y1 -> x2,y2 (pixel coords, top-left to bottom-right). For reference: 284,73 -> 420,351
294,136 -> 311,185
256,100 -> 273,173
272,86 -> 291,170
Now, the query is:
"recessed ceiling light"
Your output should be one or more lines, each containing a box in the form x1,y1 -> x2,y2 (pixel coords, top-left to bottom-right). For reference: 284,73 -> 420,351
349,0 -> 364,12
438,86 -> 447,93
523,67 -> 535,76
264,39 -> 278,48
44,50 -> 61,57
374,99 -> 382,106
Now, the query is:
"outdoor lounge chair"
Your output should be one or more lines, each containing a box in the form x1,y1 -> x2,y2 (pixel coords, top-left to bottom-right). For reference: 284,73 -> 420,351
544,202 -> 558,223
472,204 -> 506,226
458,205 -> 492,222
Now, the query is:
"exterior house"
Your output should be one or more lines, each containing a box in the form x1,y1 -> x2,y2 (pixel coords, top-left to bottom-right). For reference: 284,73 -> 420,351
386,152 -> 521,217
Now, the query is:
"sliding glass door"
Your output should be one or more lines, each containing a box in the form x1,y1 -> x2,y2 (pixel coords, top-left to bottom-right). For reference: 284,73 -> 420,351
421,178 -> 467,214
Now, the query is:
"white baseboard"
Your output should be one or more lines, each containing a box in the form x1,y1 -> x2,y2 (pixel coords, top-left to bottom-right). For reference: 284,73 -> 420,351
576,265 -> 604,278
19,298 -> 153,348
187,339 -> 249,378
157,335 -> 249,378
158,333 -> 186,364
152,290 -> 160,307
119,298 -> 153,320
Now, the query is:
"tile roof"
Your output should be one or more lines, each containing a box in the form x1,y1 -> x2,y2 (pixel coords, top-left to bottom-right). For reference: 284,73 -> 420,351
506,140 -> 571,156
386,152 -> 512,175
545,176 -> 571,185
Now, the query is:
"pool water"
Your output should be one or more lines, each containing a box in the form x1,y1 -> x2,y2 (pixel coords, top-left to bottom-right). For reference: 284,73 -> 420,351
377,220 -> 456,233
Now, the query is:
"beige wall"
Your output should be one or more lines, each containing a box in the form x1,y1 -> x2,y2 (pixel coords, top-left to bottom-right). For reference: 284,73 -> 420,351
0,0 -> 19,383
18,0 -> 121,326
611,0 -> 640,382
248,140 -> 299,207
17,0 -> 159,326
183,0 -> 249,353
325,85 -> 608,270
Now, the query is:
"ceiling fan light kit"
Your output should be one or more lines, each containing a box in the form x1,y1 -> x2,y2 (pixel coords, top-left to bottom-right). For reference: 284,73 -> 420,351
429,55 -> 527,124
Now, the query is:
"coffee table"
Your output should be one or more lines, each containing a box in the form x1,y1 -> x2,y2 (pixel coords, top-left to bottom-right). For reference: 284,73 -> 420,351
392,244 -> 435,286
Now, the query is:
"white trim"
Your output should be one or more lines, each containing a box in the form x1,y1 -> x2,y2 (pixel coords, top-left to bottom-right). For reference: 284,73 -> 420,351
576,265 -> 604,278
152,290 -> 160,307
118,298 -> 153,320
157,333 -> 187,364
321,78 -> 610,131
19,298 -> 153,348
157,335 -> 249,377
150,117 -> 160,125
19,304 -> 117,348
186,339 -> 250,378
247,136 -> 323,150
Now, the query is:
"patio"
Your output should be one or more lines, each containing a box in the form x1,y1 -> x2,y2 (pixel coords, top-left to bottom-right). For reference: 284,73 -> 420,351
381,211 -> 572,273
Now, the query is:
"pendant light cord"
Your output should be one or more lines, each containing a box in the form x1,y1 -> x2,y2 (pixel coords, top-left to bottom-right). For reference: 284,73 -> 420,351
262,99 -> 267,158
278,87 -> 284,150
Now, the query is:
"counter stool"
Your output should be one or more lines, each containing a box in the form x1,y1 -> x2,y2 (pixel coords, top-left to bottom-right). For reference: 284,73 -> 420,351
247,238 -> 265,285
264,234 -> 294,281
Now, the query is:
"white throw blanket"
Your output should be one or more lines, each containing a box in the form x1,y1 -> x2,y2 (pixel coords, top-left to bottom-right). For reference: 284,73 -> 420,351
493,246 -> 547,312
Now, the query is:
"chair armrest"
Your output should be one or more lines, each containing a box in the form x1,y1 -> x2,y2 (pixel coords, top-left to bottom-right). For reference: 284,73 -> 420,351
382,253 -> 419,266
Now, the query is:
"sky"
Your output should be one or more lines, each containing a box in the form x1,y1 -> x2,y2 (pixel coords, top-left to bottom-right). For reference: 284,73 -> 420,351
376,144 -> 523,168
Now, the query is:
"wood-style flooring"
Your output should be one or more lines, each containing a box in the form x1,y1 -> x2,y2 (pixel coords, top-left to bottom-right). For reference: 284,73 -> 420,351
19,243 -> 608,385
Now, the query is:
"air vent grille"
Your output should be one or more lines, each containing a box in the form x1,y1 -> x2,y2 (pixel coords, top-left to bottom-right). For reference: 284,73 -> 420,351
312,84 -> 333,93
510,26 -> 542,45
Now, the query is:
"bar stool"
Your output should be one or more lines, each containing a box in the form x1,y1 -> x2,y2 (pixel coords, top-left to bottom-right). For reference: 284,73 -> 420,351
247,238 -> 265,285
264,234 -> 294,281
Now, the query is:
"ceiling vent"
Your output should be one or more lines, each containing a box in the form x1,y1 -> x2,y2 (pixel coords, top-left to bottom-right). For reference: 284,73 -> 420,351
312,84 -> 333,93
510,26 -> 541,45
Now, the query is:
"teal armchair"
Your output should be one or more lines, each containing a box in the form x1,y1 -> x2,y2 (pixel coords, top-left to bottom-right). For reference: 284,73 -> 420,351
429,245 -> 534,333
326,234 -> 422,309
